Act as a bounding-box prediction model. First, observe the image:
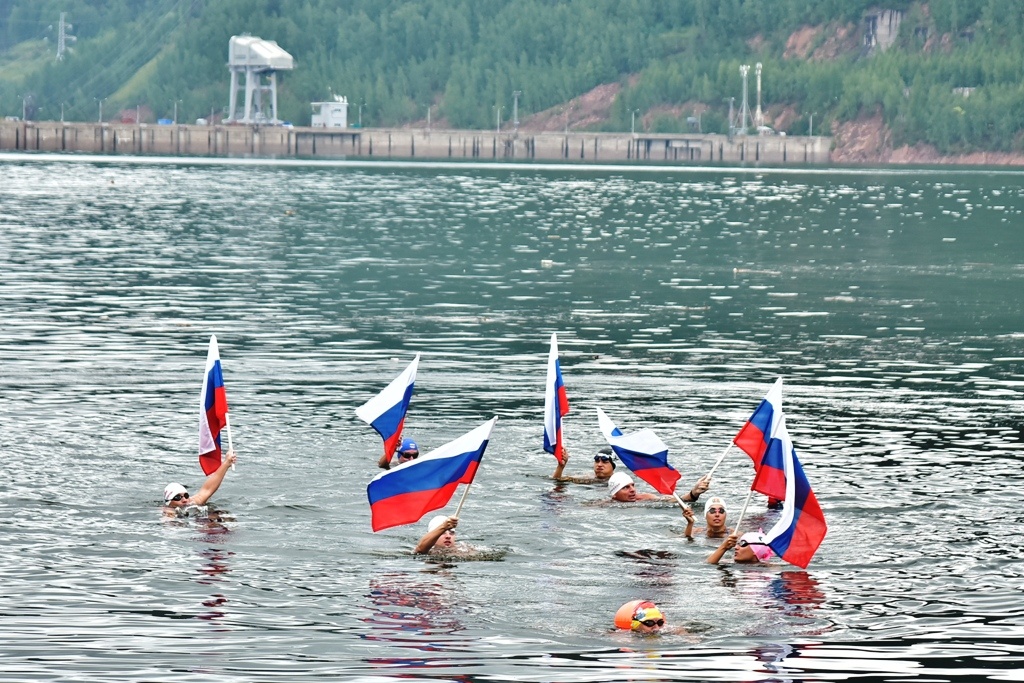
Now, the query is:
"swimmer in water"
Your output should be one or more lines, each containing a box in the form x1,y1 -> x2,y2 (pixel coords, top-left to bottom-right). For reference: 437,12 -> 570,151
608,471 -> 710,504
706,531 -> 774,565
163,451 -> 237,513
683,496 -> 731,538
552,447 -> 617,484
614,600 -> 666,635
414,515 -> 459,554
377,437 -> 419,471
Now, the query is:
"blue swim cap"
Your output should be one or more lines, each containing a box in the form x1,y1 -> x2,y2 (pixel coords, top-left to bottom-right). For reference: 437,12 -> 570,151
399,438 -> 419,453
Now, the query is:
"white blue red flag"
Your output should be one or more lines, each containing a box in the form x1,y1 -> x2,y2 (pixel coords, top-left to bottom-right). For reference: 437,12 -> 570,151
756,417 -> 827,568
355,354 -> 419,461
733,377 -> 784,470
597,408 -> 681,495
366,417 -> 496,532
543,333 -> 570,462
198,335 -> 229,476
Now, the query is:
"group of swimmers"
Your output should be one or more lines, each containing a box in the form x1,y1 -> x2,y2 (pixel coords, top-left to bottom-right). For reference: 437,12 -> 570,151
163,439 -> 775,636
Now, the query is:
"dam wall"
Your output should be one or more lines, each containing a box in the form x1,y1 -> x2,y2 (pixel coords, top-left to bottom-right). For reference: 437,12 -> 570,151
0,120 -> 831,165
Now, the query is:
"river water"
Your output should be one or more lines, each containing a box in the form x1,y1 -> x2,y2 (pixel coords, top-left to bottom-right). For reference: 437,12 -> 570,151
1,153 -> 1022,682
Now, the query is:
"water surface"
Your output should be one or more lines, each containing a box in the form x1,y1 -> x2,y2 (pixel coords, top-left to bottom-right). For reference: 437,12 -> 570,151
1,154 -> 1023,681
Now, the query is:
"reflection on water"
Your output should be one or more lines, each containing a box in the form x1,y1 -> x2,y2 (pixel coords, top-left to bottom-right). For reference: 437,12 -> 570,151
0,157 -> 1023,681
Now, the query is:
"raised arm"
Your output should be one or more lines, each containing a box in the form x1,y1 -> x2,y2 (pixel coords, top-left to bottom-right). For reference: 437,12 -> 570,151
377,451 -> 392,470
682,506 -> 695,538
192,451 -> 237,506
414,516 -> 458,554
551,450 -> 570,480
681,474 -> 711,503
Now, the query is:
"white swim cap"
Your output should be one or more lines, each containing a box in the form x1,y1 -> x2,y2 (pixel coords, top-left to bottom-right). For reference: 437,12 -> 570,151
607,471 -> 633,497
427,515 -> 449,532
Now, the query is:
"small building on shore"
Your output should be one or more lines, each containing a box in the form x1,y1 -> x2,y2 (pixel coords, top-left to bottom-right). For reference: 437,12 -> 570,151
311,96 -> 348,128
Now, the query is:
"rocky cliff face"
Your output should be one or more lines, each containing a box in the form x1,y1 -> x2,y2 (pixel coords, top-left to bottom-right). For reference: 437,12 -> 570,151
831,114 -> 1024,166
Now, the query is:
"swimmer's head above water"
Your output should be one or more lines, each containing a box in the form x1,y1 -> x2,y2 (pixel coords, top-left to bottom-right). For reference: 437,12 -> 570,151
163,483 -> 191,508
614,600 -> 665,634
427,514 -> 457,549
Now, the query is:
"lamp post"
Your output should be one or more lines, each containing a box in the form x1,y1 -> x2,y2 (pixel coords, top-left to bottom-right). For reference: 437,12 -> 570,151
60,102 -> 65,122
495,105 -> 503,135
513,90 -> 521,132
358,101 -> 364,127
96,98 -> 106,123
22,96 -> 27,121
427,104 -> 432,131
809,112 -> 816,136
174,100 -> 181,125
631,108 -> 640,134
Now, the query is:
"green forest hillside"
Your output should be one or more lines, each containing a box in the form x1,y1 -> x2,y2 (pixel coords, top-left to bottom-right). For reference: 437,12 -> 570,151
2,0 -> 1023,155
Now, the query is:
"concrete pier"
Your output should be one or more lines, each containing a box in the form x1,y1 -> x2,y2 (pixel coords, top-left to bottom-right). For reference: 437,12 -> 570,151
0,120 -> 831,165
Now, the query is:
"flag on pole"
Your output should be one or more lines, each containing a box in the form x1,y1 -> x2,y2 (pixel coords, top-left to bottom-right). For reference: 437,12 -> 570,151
367,417 -> 496,532
198,335 -> 229,476
597,408 -> 681,495
756,417 -> 827,569
355,354 -> 420,461
543,333 -> 570,462
733,377 -> 784,469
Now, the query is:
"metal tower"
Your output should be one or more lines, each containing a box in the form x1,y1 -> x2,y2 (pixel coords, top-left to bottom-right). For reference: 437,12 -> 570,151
56,12 -> 74,62
226,36 -> 294,124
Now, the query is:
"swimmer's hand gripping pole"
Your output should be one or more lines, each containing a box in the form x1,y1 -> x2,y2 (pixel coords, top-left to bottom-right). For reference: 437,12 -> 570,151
225,412 -> 235,471
672,492 -> 690,513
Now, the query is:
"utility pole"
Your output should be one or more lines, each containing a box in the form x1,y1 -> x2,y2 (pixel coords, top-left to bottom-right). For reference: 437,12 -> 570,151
513,90 -> 521,132
631,109 -> 640,134
809,112 -> 816,136
495,105 -> 502,135
358,101 -> 364,127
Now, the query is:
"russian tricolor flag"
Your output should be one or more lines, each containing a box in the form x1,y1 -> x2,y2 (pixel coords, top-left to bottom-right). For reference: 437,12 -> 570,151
366,417 -> 496,532
757,417 -> 828,568
543,333 -> 570,462
198,335 -> 229,476
356,354 -> 419,460
597,408 -> 681,495
733,377 -> 784,469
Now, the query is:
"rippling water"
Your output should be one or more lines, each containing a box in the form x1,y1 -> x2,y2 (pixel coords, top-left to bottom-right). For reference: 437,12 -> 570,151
1,153 -> 1023,681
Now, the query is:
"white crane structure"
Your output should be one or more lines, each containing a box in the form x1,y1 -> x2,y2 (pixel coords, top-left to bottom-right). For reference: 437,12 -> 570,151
226,35 -> 294,125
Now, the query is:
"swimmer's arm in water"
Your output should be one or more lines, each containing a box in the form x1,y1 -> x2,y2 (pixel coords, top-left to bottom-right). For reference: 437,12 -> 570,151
413,516 -> 458,554
192,451 -> 237,506
706,532 -> 738,564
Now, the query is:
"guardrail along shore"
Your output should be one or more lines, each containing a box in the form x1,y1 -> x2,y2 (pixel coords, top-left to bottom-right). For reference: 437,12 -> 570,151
0,120 -> 831,164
